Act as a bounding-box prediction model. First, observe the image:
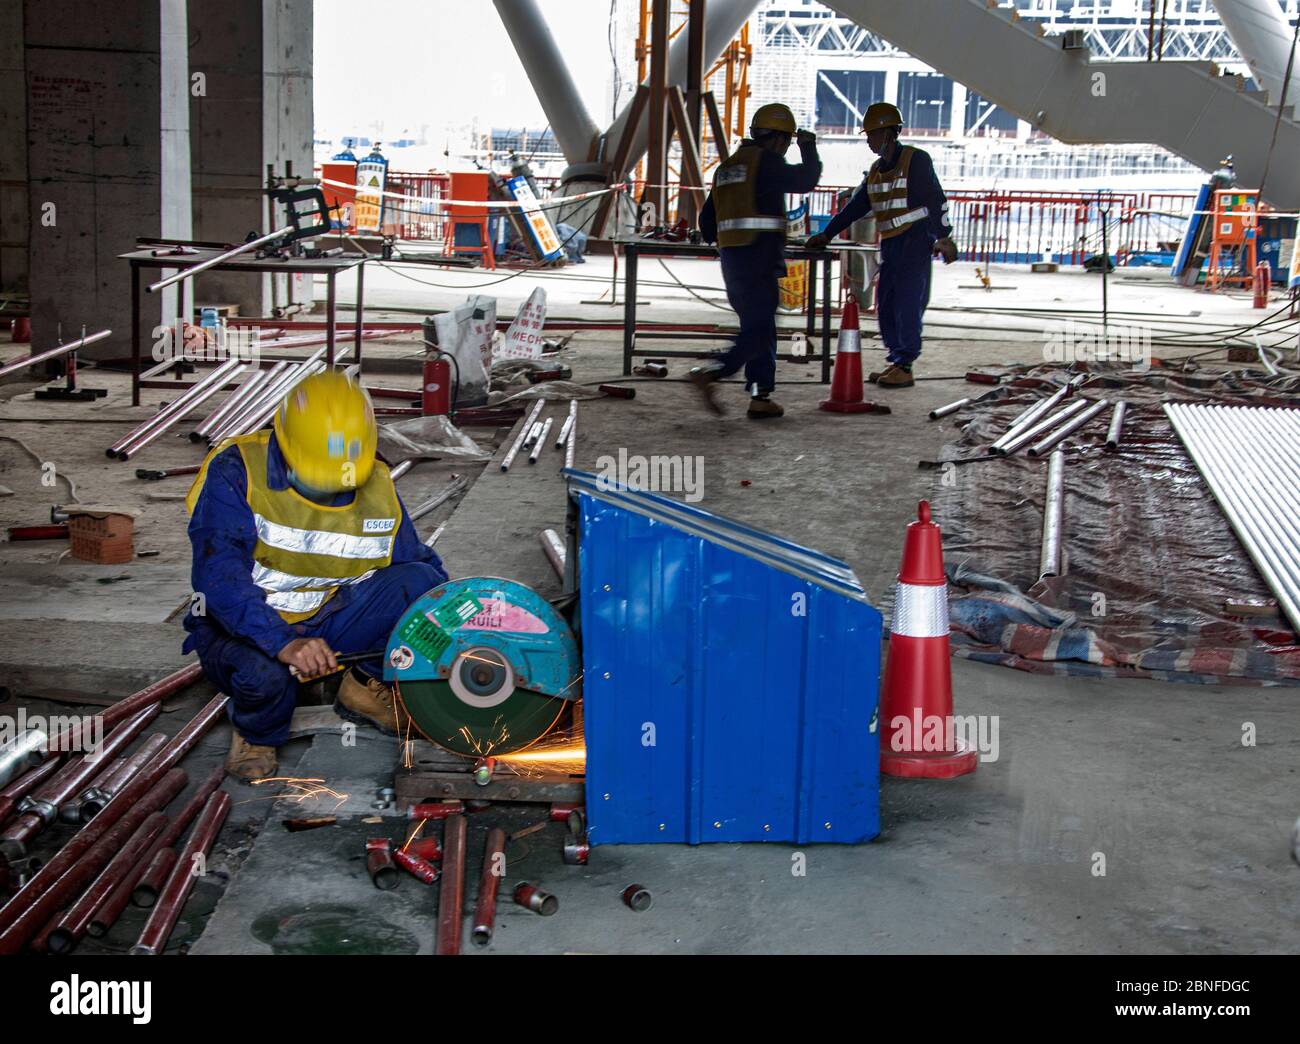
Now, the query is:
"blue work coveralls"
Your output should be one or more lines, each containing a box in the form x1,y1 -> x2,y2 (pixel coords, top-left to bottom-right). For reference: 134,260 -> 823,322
699,137 -> 822,395
183,434 -> 447,747
821,146 -> 951,369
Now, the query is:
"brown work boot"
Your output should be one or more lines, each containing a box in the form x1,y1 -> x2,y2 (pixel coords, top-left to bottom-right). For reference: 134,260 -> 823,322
335,668 -> 410,736
226,732 -> 277,784
687,365 -> 726,415
868,364 -> 898,384
747,397 -> 784,419
876,366 -> 915,389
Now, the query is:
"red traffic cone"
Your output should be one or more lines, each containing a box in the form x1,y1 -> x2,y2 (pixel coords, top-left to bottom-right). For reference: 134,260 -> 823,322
819,297 -> 882,414
879,501 -> 978,779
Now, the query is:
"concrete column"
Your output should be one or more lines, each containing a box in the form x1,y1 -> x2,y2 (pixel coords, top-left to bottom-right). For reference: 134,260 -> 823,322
188,0 -> 313,318
0,0 -> 27,300
23,0 -> 191,359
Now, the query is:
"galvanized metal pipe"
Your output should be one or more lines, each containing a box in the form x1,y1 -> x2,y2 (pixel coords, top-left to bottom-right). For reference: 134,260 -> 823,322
993,398 -> 1089,456
130,789 -> 232,954
436,813 -> 468,955
1105,401 -> 1127,451
1165,403 -> 1300,633
564,412 -> 577,470
529,417 -> 554,463
539,529 -> 566,578
389,459 -> 414,481
208,360 -> 293,442
1027,399 -> 1110,457
192,366 -> 273,442
555,400 -> 577,448
929,396 -> 972,420
145,227 -> 294,294
0,693 -> 227,939
0,730 -> 47,790
235,359 -> 329,435
471,827 -> 507,947
0,329 -> 112,381
89,763 -> 224,934
1039,449 -> 1066,579
990,385 -> 1070,451
107,357 -> 242,457
501,401 -> 545,471
410,476 -> 468,522
113,358 -> 248,460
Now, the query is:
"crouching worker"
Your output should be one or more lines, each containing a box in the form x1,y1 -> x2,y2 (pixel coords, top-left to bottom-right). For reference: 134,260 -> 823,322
183,370 -> 447,782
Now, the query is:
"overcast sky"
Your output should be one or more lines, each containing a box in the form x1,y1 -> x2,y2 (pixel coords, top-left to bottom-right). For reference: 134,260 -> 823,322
313,0 -> 621,143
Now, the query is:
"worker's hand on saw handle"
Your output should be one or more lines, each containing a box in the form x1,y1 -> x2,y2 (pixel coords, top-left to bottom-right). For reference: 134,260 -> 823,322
933,236 -> 958,264
278,637 -> 338,680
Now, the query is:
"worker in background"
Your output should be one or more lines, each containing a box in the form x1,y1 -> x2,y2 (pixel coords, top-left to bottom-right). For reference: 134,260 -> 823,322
692,103 -> 822,418
807,102 -> 957,389
183,370 -> 447,782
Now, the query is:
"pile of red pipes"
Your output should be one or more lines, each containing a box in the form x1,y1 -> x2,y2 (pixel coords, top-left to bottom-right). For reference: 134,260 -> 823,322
0,664 -> 230,954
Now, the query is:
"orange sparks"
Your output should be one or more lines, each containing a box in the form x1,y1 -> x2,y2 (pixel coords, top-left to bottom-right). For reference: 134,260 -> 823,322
247,776 -> 349,810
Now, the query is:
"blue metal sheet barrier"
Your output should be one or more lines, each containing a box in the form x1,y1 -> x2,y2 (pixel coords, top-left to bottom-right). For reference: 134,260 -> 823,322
566,470 -> 882,845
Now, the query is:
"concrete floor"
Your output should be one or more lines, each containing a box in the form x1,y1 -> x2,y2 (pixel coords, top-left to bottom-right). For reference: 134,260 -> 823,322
1,259 -> 1296,954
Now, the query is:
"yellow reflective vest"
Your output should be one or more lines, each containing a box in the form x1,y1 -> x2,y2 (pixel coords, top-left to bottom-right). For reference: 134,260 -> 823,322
186,430 -> 401,623
867,146 -> 930,240
712,144 -> 788,248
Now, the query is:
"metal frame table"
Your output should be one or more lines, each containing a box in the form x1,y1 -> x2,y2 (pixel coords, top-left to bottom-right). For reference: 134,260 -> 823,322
617,240 -> 877,383
120,247 -> 368,405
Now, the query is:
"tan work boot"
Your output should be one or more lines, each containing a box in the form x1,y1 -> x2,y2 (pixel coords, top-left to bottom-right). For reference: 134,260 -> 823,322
226,732 -> 277,784
335,669 -> 410,736
687,366 -> 726,415
868,364 -> 899,384
747,397 -> 784,419
876,366 -> 915,389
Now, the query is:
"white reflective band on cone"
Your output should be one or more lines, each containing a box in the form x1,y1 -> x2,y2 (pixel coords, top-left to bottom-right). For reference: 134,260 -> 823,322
836,331 -> 861,354
890,580 -> 949,638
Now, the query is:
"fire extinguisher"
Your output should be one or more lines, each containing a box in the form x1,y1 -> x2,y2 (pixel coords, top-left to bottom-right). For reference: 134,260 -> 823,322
422,355 -> 451,416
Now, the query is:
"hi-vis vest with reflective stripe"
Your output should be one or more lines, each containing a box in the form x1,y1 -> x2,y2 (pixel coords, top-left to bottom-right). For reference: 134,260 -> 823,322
712,144 -> 787,248
867,146 -> 929,240
186,430 -> 400,623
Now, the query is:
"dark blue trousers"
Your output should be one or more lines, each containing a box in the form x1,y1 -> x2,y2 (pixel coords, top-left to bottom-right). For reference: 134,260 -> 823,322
877,227 -> 934,368
716,242 -> 784,395
189,561 -> 447,746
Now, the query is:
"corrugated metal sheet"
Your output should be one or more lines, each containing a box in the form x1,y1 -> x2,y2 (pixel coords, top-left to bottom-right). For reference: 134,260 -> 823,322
566,470 -> 882,845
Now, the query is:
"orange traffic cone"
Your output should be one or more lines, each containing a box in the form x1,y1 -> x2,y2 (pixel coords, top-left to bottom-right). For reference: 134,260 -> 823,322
879,501 -> 978,779
819,297 -> 883,414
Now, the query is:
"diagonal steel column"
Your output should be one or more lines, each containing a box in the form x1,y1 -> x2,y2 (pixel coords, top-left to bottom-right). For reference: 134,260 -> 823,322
492,0 -> 601,166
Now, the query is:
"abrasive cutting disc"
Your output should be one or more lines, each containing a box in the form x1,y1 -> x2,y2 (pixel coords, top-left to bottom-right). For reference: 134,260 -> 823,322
383,577 -> 580,757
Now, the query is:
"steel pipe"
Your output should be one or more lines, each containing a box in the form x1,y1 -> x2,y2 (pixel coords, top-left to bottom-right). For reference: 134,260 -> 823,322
208,360 -> 292,442
1039,449 -> 1066,579
74,732 -> 169,822
91,763 -> 224,932
389,459 -> 414,481
192,366 -> 273,442
132,848 -> 179,908
1105,401 -> 1127,451
0,693 -> 227,939
0,329 -> 112,381
235,359 -> 329,435
555,400 -> 577,448
990,385 -> 1071,451
436,814 -> 468,955
929,396 -> 972,420
471,827 -> 507,947
0,730 -> 47,790
145,227 -> 294,294
501,400 -> 546,471
539,529 -> 566,578
43,812 -> 168,954
529,417 -> 554,463
410,476 -> 468,522
993,398 -> 1089,456
108,357 -> 245,459
1027,399 -> 1110,457
564,408 -> 577,470
130,789 -> 232,954
0,769 -> 188,953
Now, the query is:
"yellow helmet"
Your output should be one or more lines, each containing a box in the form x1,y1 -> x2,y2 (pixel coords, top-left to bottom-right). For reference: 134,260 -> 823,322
751,103 -> 797,137
273,369 -> 378,494
862,102 -> 903,134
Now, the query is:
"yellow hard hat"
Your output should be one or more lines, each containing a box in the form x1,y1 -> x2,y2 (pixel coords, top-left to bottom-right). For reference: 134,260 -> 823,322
862,102 -> 903,134
751,103 -> 797,136
273,369 -> 377,494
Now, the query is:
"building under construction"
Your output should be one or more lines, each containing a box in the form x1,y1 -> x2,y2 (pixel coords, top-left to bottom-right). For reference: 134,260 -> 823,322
0,0 -> 1296,995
